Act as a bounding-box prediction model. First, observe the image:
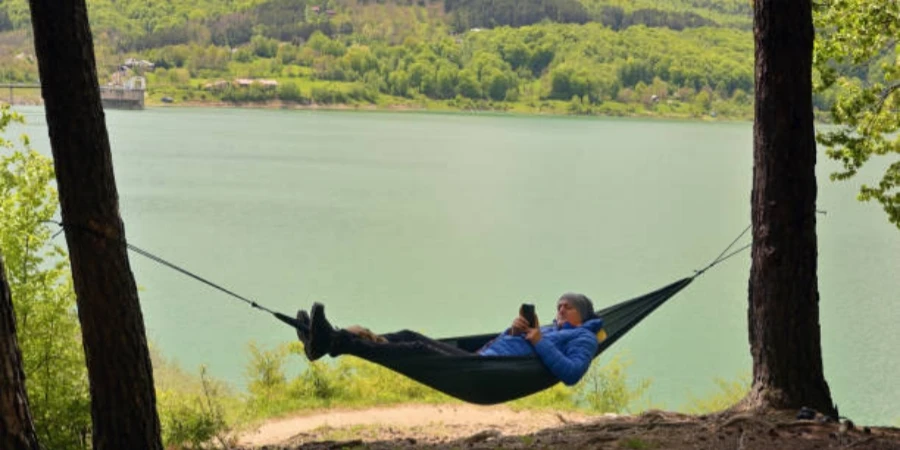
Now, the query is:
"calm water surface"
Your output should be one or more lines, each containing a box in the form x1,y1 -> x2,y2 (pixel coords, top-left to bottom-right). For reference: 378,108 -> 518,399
12,106 -> 899,424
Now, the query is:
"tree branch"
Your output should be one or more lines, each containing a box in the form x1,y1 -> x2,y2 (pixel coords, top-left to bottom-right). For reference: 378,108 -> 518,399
859,82 -> 900,132
875,82 -> 900,114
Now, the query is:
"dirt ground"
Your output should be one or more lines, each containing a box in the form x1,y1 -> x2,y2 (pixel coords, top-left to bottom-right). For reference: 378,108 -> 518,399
235,404 -> 900,449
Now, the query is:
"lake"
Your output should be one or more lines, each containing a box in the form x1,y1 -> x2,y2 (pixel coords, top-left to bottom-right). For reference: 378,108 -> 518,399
11,106 -> 899,424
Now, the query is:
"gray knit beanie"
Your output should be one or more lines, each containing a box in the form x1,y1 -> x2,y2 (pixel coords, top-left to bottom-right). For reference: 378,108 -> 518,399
558,292 -> 595,323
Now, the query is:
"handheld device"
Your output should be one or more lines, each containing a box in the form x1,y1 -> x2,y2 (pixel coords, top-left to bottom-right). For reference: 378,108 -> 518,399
520,303 -> 536,328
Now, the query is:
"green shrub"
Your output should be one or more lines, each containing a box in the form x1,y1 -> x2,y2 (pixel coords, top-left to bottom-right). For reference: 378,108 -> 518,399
310,84 -> 350,104
221,83 -> 277,102
153,347 -> 235,449
293,359 -> 345,401
1,106 -> 91,450
158,370 -> 230,449
576,355 -> 652,414
242,341 -> 452,418
277,81 -> 308,103
683,374 -> 750,414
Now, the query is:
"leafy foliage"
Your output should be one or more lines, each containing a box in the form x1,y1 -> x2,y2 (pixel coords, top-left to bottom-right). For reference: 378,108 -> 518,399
444,0 -> 590,31
242,341 -> 452,418
156,364 -> 233,449
0,105 -> 91,450
580,0 -> 751,30
576,355 -> 653,413
683,374 -> 750,414
814,0 -> 900,228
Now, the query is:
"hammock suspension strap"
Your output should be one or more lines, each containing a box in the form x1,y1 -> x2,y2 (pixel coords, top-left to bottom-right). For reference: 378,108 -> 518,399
46,219 -> 750,330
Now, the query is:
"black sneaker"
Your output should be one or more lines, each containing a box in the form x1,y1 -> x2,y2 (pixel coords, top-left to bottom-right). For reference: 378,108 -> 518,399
797,407 -> 817,420
296,310 -> 311,354
307,302 -> 335,361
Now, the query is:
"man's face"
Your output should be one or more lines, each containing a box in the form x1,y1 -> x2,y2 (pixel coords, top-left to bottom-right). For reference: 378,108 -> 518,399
556,299 -> 583,327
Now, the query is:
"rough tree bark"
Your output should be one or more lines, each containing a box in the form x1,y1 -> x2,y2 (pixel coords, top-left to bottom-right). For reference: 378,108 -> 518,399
745,0 -> 836,415
0,252 -> 41,450
26,1 -> 163,448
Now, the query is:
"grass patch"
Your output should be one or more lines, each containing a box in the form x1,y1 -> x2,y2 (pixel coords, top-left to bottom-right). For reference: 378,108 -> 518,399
620,437 -> 656,449
682,374 -> 750,414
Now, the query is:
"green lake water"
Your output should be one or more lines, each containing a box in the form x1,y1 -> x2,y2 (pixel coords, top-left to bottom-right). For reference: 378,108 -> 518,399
11,106 -> 899,424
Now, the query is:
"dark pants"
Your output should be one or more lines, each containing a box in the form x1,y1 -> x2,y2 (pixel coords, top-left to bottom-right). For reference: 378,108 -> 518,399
329,329 -> 474,359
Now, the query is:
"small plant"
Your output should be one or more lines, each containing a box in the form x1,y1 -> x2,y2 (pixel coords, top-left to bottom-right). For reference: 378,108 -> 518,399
157,365 -> 232,449
295,359 -> 344,401
683,374 -> 750,414
244,341 -> 308,417
621,437 -> 654,449
576,355 -> 652,414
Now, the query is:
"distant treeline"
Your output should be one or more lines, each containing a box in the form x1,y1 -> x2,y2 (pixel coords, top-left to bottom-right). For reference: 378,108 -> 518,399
0,0 -> 750,43
596,7 -> 716,31
444,0 -> 590,30
120,0 -> 345,51
134,0 -> 733,51
444,0 -> 735,32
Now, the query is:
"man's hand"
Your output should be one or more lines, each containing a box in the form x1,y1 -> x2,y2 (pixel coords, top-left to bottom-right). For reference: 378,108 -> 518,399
512,313 -> 542,343
510,316 -> 530,335
525,315 -> 542,344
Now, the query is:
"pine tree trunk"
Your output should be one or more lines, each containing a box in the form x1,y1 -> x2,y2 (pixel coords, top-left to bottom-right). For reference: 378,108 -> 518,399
746,0 -> 835,415
0,252 -> 41,450
26,1 -> 163,448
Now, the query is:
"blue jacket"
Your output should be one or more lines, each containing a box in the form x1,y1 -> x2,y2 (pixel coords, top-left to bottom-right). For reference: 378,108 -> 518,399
478,318 -> 603,385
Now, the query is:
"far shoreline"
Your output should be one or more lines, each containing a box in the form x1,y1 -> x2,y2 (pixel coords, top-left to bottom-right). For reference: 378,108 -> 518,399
2,96 -> 754,125
146,98 -> 755,125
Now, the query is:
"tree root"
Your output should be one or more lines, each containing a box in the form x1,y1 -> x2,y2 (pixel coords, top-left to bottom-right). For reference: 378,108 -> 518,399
718,414 -> 776,432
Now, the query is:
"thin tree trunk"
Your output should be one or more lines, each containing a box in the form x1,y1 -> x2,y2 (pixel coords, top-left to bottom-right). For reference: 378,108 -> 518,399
745,0 -> 835,415
26,1 -> 163,448
0,252 -> 41,450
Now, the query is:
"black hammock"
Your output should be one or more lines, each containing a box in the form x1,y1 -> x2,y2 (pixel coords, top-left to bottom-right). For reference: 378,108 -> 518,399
275,276 -> 694,405
44,222 -> 747,405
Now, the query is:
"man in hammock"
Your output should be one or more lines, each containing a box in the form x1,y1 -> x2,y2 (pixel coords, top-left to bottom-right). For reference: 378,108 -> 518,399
297,293 -> 604,386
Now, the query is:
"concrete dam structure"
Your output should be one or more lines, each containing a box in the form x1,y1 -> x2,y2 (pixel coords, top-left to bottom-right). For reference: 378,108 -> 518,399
99,85 -> 145,109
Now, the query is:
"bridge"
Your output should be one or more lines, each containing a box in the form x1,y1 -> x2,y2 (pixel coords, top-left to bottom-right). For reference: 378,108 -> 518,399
0,83 -> 42,104
1,82 -> 145,109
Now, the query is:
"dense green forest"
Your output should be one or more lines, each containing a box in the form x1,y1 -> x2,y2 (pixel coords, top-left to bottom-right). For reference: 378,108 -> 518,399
0,0 -> 763,118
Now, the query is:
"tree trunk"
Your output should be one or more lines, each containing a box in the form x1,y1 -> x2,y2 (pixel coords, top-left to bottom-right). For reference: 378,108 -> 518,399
745,0 -> 835,415
26,1 -> 163,449
0,252 -> 41,450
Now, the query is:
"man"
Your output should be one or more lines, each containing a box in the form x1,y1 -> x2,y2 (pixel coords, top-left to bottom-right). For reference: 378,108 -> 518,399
298,293 -> 604,386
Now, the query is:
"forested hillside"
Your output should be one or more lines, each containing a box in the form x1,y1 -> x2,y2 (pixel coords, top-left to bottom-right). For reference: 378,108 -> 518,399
446,0 -> 751,31
0,0 -> 760,117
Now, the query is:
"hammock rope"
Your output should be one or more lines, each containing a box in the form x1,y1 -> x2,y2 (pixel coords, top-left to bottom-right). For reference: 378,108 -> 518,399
693,224 -> 751,277
46,219 -> 751,325
44,220 -> 297,326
